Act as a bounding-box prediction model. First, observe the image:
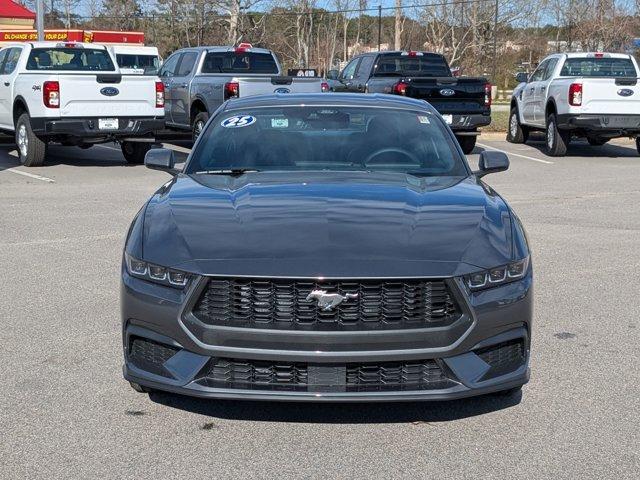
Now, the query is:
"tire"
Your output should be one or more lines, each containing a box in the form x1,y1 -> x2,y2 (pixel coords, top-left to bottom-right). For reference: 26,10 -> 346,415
192,111 -> 209,143
636,137 -> 640,155
121,141 -> 151,164
545,113 -> 570,157
587,137 -> 608,146
506,107 -> 529,144
456,135 -> 477,154
15,113 -> 47,167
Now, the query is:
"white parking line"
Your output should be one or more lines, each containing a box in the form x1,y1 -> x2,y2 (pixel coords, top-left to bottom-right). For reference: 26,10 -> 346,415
477,142 -> 554,165
6,168 -> 55,183
162,143 -> 192,154
95,144 -> 120,151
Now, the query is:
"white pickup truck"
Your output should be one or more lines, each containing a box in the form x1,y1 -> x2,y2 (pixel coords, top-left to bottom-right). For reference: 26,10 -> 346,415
0,41 -> 165,166
507,52 -> 640,156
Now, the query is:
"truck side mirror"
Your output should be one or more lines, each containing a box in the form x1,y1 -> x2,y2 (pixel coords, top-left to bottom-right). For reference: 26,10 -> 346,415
475,151 -> 509,177
326,69 -> 339,80
515,72 -> 529,83
145,148 -> 177,175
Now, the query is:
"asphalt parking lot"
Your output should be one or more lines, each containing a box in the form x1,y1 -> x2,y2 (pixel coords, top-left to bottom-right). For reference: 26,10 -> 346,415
1,133 -> 638,479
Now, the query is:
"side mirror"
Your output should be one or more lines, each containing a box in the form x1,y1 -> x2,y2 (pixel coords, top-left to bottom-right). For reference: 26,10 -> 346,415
515,72 -> 529,83
145,148 -> 177,175
475,151 -> 509,177
326,69 -> 339,80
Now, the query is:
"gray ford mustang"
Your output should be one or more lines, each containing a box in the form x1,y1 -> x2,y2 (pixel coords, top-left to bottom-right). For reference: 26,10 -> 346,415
121,93 -> 532,401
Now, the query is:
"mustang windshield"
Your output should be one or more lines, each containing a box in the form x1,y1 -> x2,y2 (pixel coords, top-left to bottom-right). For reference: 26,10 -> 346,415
187,107 -> 467,176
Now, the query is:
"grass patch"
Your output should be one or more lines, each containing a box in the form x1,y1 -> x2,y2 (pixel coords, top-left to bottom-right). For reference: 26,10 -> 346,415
481,109 -> 509,133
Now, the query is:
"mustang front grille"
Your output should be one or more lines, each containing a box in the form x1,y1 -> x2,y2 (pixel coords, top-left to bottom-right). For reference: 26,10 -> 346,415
191,277 -> 462,330
128,336 -> 179,378
197,358 -> 458,392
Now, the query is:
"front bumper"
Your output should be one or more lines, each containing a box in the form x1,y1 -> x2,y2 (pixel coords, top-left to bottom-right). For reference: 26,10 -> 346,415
30,116 -> 165,139
121,272 -> 533,402
556,113 -> 640,135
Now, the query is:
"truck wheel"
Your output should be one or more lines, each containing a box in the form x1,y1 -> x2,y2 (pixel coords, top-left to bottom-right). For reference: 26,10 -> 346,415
456,135 -> 477,154
15,113 -> 47,167
636,137 -> 640,155
121,142 -> 151,164
506,107 -> 529,144
545,113 -> 570,157
192,111 -> 209,143
587,137 -> 608,146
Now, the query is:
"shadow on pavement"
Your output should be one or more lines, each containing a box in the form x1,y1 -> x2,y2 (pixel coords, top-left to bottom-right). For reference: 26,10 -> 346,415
517,133 -> 637,158
148,389 -> 522,424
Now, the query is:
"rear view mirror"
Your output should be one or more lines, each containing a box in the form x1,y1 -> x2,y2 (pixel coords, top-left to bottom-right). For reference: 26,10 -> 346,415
515,72 -> 529,83
145,148 -> 177,175
475,151 -> 509,177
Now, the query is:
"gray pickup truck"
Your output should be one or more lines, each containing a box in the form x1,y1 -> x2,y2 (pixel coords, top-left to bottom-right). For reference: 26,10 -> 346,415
159,44 -> 328,140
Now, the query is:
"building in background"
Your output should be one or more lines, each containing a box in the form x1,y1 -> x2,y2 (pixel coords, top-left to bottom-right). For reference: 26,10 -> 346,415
0,0 -> 35,31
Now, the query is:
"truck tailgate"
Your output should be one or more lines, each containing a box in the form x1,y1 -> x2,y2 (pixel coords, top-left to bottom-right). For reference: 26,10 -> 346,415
403,77 -> 489,114
58,74 -> 160,117
577,77 -> 640,114
237,76 -> 323,96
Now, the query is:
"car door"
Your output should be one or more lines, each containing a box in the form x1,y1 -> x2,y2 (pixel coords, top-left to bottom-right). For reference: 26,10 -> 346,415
333,58 -> 360,92
0,48 -> 12,128
158,53 -> 181,124
351,55 -> 375,92
521,60 -> 548,124
170,51 -> 198,127
533,57 -> 558,125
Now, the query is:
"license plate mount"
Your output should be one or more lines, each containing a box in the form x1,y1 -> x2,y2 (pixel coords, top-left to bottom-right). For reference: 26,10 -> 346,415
98,118 -> 119,130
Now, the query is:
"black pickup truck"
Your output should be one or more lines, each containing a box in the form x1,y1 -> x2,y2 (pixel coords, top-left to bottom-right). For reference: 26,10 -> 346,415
331,51 -> 492,153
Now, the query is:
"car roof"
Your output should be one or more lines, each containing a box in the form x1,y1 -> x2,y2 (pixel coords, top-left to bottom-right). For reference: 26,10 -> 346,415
174,45 -> 274,55
224,93 -> 435,112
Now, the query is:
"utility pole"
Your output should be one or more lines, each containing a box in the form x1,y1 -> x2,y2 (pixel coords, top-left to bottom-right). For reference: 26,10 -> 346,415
36,0 -> 45,41
377,5 -> 382,51
394,0 -> 402,50
491,0 -> 498,83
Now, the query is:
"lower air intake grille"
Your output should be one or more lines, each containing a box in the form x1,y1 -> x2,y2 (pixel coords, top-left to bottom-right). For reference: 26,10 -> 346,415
128,336 -> 179,378
476,339 -> 526,379
192,277 -> 461,331
197,358 -> 458,392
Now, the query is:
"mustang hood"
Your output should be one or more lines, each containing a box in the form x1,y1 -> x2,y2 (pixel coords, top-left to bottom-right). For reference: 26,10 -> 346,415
141,172 -> 513,277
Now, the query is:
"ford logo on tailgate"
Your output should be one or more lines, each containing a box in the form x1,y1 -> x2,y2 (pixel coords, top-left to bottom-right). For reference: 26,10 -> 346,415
274,87 -> 291,94
100,87 -> 119,97
617,88 -> 634,97
440,88 -> 455,96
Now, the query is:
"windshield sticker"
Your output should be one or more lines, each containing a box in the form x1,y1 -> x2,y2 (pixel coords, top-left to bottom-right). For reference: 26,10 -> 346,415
221,115 -> 256,128
418,115 -> 430,124
271,118 -> 289,128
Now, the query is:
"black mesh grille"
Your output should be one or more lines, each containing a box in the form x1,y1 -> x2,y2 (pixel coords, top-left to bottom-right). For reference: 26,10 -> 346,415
476,339 -> 526,379
197,358 -> 458,392
128,336 -> 179,377
192,278 -> 461,330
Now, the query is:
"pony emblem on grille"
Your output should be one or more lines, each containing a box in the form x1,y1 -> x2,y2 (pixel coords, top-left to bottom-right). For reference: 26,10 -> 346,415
306,289 -> 358,311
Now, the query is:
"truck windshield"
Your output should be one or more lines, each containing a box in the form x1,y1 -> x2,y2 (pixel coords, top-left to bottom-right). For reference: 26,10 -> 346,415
202,52 -> 278,74
187,106 -> 467,177
116,54 -> 159,74
373,54 -> 451,77
26,47 -> 115,71
560,57 -> 637,77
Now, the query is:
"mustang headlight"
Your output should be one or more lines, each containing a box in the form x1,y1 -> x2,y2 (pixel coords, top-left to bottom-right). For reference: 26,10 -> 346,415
125,253 -> 191,288
465,256 -> 530,291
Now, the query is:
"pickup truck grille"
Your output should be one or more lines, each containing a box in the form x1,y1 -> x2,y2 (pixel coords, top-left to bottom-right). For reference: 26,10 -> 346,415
197,358 -> 457,392
191,277 -> 461,330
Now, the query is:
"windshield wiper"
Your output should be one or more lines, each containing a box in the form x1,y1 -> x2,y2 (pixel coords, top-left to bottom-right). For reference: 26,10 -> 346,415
194,168 -> 260,176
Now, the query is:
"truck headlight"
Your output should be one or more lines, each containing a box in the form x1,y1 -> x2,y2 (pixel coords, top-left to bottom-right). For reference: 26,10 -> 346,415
465,257 -> 530,291
125,253 -> 192,288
